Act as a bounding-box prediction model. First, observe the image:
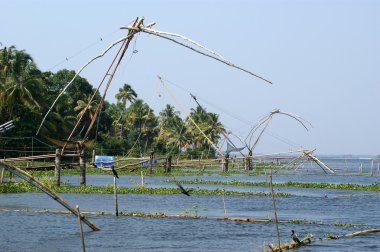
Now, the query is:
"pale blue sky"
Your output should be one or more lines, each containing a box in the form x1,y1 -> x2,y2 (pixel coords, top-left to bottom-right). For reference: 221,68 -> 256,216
1,0 -> 379,155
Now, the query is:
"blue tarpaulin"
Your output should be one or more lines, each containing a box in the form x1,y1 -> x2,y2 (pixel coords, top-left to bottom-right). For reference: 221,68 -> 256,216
94,156 -> 114,168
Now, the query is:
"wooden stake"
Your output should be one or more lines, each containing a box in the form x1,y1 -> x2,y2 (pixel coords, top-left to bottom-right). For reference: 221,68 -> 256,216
55,149 -> 61,186
114,176 -> 118,216
149,151 -> 154,174
370,160 -> 374,176
80,149 -> 86,186
92,149 -> 95,164
167,155 -> 172,173
270,169 -> 281,251
222,189 -> 227,218
0,168 -> 4,183
140,171 -> 144,188
222,155 -> 229,172
76,205 -> 86,252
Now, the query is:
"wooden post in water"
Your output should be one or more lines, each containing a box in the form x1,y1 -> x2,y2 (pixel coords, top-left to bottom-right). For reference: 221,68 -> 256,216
244,150 -> 252,171
149,151 -> 154,174
55,149 -> 61,186
370,160 -> 374,176
91,149 -> 95,165
0,168 -> 4,183
114,176 -> 118,216
222,154 -> 229,172
76,205 -> 86,252
270,169 -> 282,251
140,171 -> 145,188
167,155 -> 172,173
80,149 -> 86,186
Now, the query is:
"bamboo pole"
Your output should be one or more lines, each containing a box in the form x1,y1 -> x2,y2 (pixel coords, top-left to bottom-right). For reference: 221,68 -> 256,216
114,176 -> 118,216
0,162 -> 100,231
222,189 -> 227,218
140,171 -> 144,188
270,169 -> 282,251
76,205 -> 86,252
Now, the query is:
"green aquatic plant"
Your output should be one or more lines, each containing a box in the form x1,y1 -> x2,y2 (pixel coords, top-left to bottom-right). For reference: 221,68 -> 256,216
0,182 -> 291,196
325,233 -> 339,239
333,222 -> 354,228
180,204 -> 199,217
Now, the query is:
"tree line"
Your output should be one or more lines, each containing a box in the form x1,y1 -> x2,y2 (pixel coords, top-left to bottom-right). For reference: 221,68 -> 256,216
0,46 -> 225,157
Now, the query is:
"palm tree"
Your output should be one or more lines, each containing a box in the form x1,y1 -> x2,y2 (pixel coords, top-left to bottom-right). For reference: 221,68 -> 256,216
205,112 -> 226,143
186,106 -> 208,148
158,104 -> 180,127
0,46 -> 44,118
115,83 -> 137,109
156,105 -> 188,152
124,99 -> 158,153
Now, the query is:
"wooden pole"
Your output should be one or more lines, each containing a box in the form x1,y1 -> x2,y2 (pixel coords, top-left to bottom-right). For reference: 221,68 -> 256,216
370,160 -> 374,176
80,149 -> 86,186
92,149 -> 95,164
222,154 -> 229,172
167,155 -> 172,173
149,151 -> 154,174
114,176 -> 118,216
0,162 -> 100,231
245,150 -> 252,171
55,149 -> 61,186
222,189 -> 227,218
0,168 -> 4,183
270,169 -> 282,251
76,205 -> 86,252
140,171 -> 144,188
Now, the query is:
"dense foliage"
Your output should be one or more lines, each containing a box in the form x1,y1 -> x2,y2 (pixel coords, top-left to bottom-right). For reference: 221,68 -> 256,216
0,46 -> 225,158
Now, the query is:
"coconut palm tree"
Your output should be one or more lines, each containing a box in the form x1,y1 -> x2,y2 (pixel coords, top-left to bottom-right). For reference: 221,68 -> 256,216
156,105 -> 188,152
0,46 -> 44,118
115,83 -> 137,109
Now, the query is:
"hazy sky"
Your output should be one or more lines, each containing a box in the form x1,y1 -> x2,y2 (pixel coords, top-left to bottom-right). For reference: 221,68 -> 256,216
1,0 -> 379,155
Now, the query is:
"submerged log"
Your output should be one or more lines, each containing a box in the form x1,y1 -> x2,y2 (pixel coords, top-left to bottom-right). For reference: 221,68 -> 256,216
269,228 -> 380,251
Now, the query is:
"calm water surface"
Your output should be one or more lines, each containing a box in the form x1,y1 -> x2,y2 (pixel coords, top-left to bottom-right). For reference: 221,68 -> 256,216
1,166 -> 380,251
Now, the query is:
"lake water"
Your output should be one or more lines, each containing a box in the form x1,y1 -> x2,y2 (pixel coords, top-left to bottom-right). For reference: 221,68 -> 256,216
1,160 -> 379,251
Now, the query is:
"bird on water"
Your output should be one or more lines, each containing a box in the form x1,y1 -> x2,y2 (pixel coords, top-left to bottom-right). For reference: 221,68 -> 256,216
291,230 -> 302,245
176,183 -> 193,196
